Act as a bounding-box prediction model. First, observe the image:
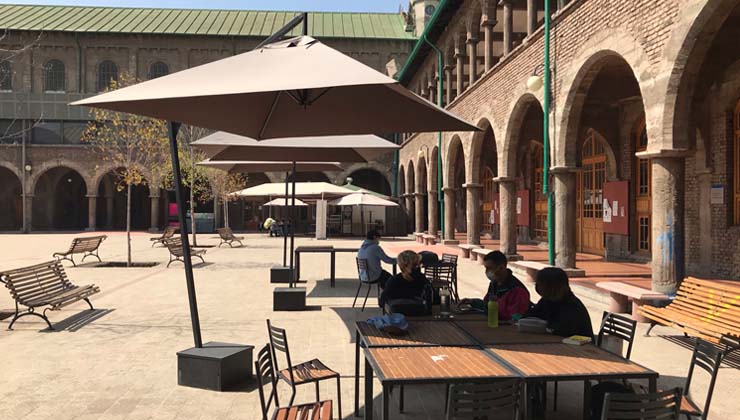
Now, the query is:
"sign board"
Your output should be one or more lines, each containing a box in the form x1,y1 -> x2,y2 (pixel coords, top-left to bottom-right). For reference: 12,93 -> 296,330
602,181 -> 629,235
710,185 -> 724,205
517,190 -> 530,226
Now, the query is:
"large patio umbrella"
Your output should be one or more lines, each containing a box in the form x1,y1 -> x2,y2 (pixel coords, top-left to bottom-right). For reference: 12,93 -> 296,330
71,36 -> 478,139
71,30 -> 478,352
329,191 -> 398,235
233,181 -> 354,199
263,198 -> 309,207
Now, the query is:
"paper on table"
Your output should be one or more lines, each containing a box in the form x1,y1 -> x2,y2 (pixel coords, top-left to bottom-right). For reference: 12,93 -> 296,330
431,355 -> 448,362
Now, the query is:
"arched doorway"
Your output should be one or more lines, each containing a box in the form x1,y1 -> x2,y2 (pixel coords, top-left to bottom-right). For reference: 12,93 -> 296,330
416,159 -> 428,231
530,143 -> 547,242
96,171 -> 151,230
451,143 -> 467,234
482,167 -> 496,233
633,118 -> 652,254
407,161 -> 416,232
477,125 -> 497,236
33,167 -> 88,230
0,167 -> 22,230
348,168 -> 391,196
577,130 -> 608,255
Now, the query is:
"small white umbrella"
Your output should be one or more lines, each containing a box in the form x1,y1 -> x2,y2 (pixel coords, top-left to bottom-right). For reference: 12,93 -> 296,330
329,191 -> 398,235
263,197 -> 309,207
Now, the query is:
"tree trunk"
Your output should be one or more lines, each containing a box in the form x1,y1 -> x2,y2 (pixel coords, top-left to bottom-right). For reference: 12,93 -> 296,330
190,178 -> 197,246
126,183 -> 132,267
224,199 -> 230,229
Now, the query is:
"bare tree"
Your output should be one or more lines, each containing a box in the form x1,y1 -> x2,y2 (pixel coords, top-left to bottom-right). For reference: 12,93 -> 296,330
177,125 -> 213,246
83,74 -> 170,267
206,169 -> 248,228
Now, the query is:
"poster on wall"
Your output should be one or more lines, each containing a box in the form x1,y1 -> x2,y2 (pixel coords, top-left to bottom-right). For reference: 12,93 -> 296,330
603,181 -> 628,235
517,190 -> 530,226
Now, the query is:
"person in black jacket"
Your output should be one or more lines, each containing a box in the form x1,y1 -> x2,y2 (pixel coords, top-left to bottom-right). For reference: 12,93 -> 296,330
379,251 -> 430,307
525,267 -> 594,338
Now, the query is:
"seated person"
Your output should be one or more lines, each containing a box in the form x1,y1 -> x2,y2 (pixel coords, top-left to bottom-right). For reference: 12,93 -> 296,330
460,251 -> 531,321
380,251 -> 430,307
263,217 -> 277,236
357,230 -> 397,288
524,267 -> 594,338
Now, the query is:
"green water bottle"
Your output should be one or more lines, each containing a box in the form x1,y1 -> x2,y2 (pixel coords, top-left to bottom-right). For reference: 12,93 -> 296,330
487,298 -> 499,328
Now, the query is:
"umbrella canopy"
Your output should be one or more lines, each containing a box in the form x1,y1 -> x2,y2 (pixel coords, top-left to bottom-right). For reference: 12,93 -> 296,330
193,132 -> 397,163
233,181 -> 353,199
198,160 -> 343,173
329,191 -> 398,207
341,183 -> 391,199
71,36 -> 478,139
264,198 -> 308,207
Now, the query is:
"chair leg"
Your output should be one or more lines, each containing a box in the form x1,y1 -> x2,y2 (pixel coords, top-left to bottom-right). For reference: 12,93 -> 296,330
444,384 -> 450,413
353,283 -> 363,308
315,381 -> 320,402
399,385 -> 404,412
336,376 -> 342,419
362,283 -> 372,312
553,381 -> 558,411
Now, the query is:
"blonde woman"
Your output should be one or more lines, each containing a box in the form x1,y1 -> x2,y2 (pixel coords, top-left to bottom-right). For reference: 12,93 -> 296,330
379,250 -> 430,307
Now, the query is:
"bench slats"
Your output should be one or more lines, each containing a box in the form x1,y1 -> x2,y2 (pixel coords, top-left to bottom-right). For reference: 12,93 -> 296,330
661,302 -> 740,335
673,296 -> 740,323
55,236 -> 106,256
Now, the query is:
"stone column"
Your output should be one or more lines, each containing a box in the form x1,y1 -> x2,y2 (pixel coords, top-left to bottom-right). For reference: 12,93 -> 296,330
415,192 -> 425,233
444,65 -> 454,105
482,22 -> 495,72
405,194 -> 415,233
466,36 -> 478,87
86,195 -> 97,231
105,195 -> 114,229
428,190 -> 439,237
502,0 -> 513,55
649,155 -> 685,294
464,183 -> 482,245
455,46 -> 465,99
527,0 -> 537,36
443,187 -> 456,241
552,168 -> 577,269
149,189 -> 161,232
496,178 -> 519,258
428,81 -> 435,103
23,194 -> 33,233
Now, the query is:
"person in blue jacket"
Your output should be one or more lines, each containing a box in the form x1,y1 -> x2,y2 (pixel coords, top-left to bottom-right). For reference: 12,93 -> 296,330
357,230 -> 397,289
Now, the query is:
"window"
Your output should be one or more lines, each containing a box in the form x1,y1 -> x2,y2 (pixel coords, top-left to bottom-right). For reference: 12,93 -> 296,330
43,59 -> 65,92
97,60 -> 118,92
0,60 -> 11,91
0,119 -> 23,143
32,121 -> 62,144
148,61 -> 169,79
63,121 -> 88,144
734,100 -> 740,225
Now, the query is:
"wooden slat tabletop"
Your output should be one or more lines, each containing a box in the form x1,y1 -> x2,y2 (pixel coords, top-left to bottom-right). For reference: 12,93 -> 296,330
456,321 -> 564,345
358,321 -> 476,347
368,346 -> 513,381
488,343 -> 655,378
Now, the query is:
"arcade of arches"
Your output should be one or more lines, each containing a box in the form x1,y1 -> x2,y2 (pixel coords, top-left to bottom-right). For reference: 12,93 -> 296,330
398,0 -> 740,287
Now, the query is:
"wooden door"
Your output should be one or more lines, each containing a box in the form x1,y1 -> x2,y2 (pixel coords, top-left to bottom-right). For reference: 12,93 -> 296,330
532,143 -> 547,241
482,167 -> 496,232
577,132 -> 606,255
634,119 -> 652,254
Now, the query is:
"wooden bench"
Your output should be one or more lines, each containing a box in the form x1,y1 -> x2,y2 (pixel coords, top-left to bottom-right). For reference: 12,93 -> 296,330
0,260 -> 100,330
413,232 -> 424,243
217,227 -> 244,248
53,235 -> 107,266
596,281 -> 669,323
151,226 -> 177,247
164,237 -> 206,267
639,277 -> 740,349
458,244 -> 482,260
472,247 -> 490,264
422,234 -> 436,245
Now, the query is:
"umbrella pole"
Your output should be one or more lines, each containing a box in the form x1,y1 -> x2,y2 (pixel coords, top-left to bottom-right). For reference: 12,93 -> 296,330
283,172 -> 289,267
289,161 -> 297,287
361,204 -> 365,236
167,121 -> 203,349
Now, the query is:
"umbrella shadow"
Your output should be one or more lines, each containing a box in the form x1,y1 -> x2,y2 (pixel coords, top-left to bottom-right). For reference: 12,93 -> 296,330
307,278 -> 370,298
659,335 -> 740,369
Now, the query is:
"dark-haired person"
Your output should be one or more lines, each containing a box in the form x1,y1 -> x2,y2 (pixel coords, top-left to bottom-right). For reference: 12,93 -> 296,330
524,267 -> 594,338
380,251 -> 430,307
357,230 -> 397,289
460,251 -> 531,321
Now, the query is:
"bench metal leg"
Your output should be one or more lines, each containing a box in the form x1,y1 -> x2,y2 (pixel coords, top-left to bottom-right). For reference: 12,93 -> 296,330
81,251 -> 102,263
644,321 -> 658,337
84,298 -> 94,310
8,308 -> 53,330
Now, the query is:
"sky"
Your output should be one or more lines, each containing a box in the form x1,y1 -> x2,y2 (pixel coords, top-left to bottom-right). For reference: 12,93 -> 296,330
0,0 -> 406,13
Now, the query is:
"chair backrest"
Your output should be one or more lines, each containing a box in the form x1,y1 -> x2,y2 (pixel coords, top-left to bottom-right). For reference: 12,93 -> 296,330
441,253 -> 458,265
356,258 -> 369,283
254,344 -> 278,420
597,311 -> 637,359
684,339 -> 723,420
602,388 -> 681,420
425,263 -> 454,284
0,260 -> 71,306
446,380 -> 520,420
266,319 -> 295,384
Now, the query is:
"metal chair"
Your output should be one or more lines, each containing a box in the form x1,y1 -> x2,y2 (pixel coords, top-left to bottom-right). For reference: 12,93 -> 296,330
680,339 -> 723,420
441,253 -> 459,300
446,380 -> 521,420
601,388 -> 681,420
354,258 -> 380,311
266,320 -> 342,419
254,344 -> 333,420
425,262 -> 456,303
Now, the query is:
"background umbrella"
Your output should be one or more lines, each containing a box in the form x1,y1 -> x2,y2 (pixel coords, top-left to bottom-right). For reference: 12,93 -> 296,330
263,198 -> 309,207
329,191 -> 399,236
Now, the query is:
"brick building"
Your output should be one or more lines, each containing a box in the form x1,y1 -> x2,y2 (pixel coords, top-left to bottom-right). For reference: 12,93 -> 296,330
395,0 -> 740,290
0,4 -> 420,232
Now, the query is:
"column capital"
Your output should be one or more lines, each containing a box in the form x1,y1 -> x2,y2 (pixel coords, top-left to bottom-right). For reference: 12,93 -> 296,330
149,192 -> 161,199
462,183 -> 483,189
549,166 -> 580,174
635,149 -> 690,159
413,192 -> 427,197
428,190 -> 439,196
444,64 -> 455,72
24,194 -> 35,198
498,0 -> 512,6
466,37 -> 479,45
493,176 -> 516,183
481,19 -> 497,28
86,194 -> 98,199
442,186 -> 457,192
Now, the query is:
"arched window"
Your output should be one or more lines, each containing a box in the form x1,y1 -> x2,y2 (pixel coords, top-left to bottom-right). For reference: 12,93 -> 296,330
97,60 -> 119,92
734,99 -> 740,225
43,59 -> 65,92
148,61 -> 169,80
0,61 -> 11,91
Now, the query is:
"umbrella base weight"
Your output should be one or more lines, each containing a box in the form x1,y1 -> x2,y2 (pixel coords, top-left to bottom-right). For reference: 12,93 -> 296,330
273,287 -> 307,311
270,266 -> 292,283
177,342 -> 254,392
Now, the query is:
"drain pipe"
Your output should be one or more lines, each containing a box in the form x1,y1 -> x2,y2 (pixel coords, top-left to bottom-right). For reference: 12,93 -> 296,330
421,34 -> 444,239
543,0 -> 555,265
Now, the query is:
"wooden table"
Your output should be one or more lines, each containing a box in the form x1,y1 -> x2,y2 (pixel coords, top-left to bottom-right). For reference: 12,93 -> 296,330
364,346 -> 517,420
488,343 -> 658,419
455,321 -> 565,345
294,246 -> 394,288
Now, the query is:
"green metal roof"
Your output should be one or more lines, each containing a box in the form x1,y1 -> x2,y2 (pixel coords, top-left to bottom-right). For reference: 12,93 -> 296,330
0,4 -> 417,40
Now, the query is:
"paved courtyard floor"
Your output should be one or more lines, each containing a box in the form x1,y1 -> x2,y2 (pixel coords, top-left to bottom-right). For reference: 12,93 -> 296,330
0,232 -> 738,419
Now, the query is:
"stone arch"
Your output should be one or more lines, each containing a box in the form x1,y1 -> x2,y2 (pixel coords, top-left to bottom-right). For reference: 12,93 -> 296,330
0,161 -> 21,180
90,163 -> 154,196
0,164 -> 22,230
416,155 -> 428,194
502,93 -> 544,177
29,160 -> 92,196
468,116 -> 497,184
32,166 -> 88,230
335,162 -> 393,193
445,134 -> 465,188
428,145 -> 440,192
293,172 -> 331,183
556,30 -> 654,167
406,160 -> 416,197
465,3 -> 483,41
398,164 -> 406,197
345,167 -> 392,196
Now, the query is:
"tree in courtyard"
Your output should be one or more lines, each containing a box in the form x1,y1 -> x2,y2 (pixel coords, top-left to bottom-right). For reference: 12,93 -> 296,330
206,169 -> 248,229
176,125 -> 213,246
83,73 -> 170,267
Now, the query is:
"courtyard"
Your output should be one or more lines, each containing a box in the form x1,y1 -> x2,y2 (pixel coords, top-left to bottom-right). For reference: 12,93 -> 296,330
0,232 -> 737,419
